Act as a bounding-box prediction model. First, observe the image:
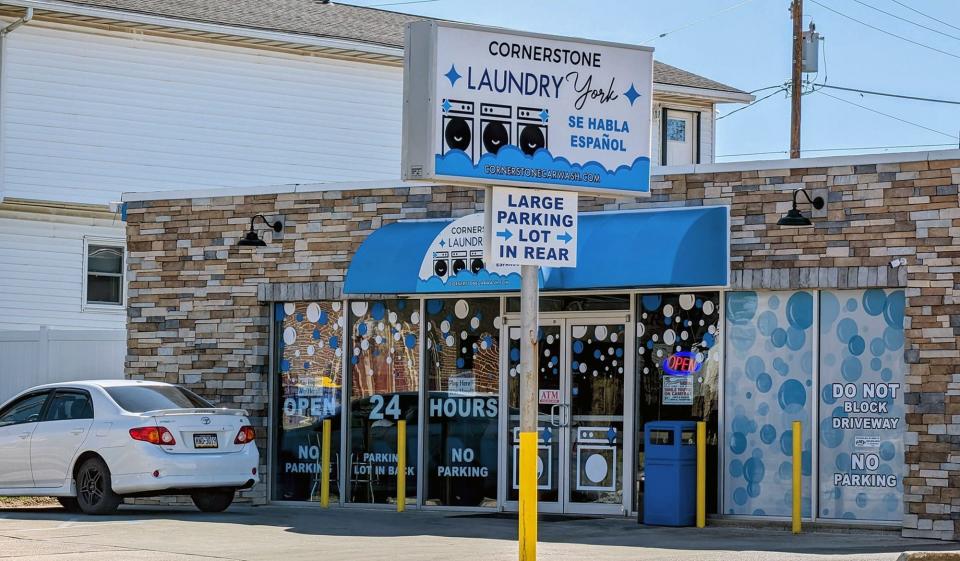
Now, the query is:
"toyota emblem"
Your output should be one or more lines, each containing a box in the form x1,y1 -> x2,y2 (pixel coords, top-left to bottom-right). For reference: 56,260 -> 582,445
201,416 -> 211,425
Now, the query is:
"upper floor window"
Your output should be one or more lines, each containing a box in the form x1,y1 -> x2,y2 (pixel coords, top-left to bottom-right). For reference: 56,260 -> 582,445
661,108 -> 700,166
84,240 -> 125,308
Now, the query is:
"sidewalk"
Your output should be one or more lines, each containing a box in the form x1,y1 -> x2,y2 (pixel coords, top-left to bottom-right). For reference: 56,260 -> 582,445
0,504 -> 958,560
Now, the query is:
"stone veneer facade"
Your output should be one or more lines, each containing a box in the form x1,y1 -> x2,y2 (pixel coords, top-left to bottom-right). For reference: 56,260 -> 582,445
125,152 -> 960,538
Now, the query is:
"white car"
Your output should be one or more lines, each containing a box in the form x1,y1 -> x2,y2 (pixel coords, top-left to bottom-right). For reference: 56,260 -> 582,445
0,380 -> 259,515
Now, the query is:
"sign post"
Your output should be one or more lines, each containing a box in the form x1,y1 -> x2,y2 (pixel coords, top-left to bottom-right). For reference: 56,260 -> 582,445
518,264 -> 538,561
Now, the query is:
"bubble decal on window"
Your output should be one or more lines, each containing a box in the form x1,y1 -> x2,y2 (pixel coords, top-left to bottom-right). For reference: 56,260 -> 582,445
724,291 -> 813,517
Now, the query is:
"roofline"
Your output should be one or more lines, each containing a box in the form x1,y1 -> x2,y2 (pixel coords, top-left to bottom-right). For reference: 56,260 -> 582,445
1,0 -> 403,56
121,179 -> 438,202
2,0 -> 752,102
654,83 -> 754,104
122,149 -> 960,203
656,148 -> 960,175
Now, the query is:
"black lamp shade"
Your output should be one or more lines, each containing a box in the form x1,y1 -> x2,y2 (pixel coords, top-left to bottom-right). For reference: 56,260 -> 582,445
238,230 -> 267,247
777,208 -> 813,227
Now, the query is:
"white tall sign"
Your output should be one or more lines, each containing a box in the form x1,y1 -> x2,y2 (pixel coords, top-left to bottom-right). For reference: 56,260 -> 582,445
402,21 -> 653,196
490,186 -> 577,268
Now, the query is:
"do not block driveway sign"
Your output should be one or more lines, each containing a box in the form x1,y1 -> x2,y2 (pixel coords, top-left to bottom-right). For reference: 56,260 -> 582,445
490,186 -> 577,268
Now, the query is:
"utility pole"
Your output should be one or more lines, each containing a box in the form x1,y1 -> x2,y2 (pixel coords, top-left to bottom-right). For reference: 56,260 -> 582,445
790,0 -> 803,159
518,264 -> 539,561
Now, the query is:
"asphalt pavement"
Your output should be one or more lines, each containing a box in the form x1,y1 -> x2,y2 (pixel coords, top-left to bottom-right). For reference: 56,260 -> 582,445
1,504 -> 959,560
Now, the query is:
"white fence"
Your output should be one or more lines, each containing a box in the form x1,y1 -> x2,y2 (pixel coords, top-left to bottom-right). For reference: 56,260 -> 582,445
0,328 -> 125,403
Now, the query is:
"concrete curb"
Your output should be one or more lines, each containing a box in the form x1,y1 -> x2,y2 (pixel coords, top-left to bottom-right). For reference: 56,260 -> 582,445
898,553 -> 960,561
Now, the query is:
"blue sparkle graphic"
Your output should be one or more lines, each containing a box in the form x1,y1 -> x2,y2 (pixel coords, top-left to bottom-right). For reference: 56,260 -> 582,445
539,109 -> 549,122
623,83 -> 641,106
441,99 -> 452,113
444,64 -> 462,87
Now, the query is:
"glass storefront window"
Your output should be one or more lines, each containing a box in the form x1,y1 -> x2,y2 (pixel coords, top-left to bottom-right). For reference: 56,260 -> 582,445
635,292 -> 721,515
347,300 -> 419,505
818,289 -> 905,522
273,302 -> 344,502
723,291 -> 813,517
424,298 -> 501,507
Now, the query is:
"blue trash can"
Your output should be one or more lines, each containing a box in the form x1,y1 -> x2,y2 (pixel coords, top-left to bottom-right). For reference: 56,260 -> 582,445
643,420 -> 697,526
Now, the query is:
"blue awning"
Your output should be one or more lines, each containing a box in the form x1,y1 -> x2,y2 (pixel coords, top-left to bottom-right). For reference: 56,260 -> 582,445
343,206 -> 728,294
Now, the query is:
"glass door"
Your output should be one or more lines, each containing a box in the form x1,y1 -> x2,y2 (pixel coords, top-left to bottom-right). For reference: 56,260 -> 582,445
566,321 -> 628,514
504,319 -> 564,512
502,315 -> 632,515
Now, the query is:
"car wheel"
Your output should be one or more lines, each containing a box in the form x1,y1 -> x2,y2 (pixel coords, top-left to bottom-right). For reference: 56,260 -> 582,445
75,457 -> 121,515
191,490 -> 235,513
57,497 -> 81,513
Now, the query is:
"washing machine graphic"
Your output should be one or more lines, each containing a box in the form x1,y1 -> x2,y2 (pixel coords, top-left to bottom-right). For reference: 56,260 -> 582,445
469,250 -> 484,274
479,103 -> 511,157
516,106 -> 549,156
450,251 -> 468,276
432,251 -> 450,280
441,99 -> 475,162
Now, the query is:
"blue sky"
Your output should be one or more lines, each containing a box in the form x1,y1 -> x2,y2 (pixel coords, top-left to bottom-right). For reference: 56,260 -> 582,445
343,0 -> 960,162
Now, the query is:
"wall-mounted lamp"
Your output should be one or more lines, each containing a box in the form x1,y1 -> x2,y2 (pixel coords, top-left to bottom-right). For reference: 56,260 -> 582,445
238,214 -> 283,247
777,189 -> 825,227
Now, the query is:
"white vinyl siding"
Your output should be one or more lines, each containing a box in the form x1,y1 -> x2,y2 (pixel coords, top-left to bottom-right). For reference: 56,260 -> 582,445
0,212 -> 125,330
2,22 -> 403,205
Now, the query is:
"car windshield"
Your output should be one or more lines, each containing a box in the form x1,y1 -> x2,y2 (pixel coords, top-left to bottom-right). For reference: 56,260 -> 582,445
105,385 -> 213,413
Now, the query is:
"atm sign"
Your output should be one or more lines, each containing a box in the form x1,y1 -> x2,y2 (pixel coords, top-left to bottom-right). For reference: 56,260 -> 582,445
662,351 -> 702,376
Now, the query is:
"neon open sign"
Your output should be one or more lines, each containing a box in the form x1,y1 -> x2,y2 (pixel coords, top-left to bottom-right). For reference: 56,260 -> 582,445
662,351 -> 702,376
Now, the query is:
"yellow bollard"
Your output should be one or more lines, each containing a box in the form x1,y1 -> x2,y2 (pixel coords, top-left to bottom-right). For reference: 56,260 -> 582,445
519,431 -> 538,561
792,420 -> 802,534
320,418 -> 331,508
696,421 -> 706,528
397,419 -> 406,513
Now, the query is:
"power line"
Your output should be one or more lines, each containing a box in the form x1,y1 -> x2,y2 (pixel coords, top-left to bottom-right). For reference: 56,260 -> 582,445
814,89 -> 959,140
808,0 -> 960,61
641,0 -> 757,43
850,0 -> 960,42
889,0 -> 960,34
750,84 -> 789,94
812,83 -> 960,106
717,87 -> 788,120
717,143 -> 957,158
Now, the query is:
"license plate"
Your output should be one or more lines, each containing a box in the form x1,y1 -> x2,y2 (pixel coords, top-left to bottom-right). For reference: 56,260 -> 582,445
194,434 -> 218,449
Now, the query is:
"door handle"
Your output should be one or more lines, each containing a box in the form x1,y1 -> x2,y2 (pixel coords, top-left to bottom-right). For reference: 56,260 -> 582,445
560,404 -> 570,428
549,404 -> 560,427
17,432 -> 30,440
70,428 -> 85,435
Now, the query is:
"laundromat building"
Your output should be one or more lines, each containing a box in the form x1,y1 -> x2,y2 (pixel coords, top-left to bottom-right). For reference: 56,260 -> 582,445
122,149 -> 960,539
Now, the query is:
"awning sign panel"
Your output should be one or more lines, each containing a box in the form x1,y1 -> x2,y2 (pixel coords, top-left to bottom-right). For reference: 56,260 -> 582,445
490,186 -> 578,268
417,213 -> 521,292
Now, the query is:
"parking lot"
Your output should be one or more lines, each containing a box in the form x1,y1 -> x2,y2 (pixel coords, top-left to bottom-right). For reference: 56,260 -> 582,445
1,504 -> 959,561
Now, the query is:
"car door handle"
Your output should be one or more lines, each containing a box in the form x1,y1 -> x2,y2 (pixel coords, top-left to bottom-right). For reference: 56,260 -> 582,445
70,428 -> 86,435
17,432 -> 31,440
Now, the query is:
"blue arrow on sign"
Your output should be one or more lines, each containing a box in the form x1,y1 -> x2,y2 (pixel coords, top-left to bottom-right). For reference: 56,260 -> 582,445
557,232 -> 573,244
496,229 -> 513,240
